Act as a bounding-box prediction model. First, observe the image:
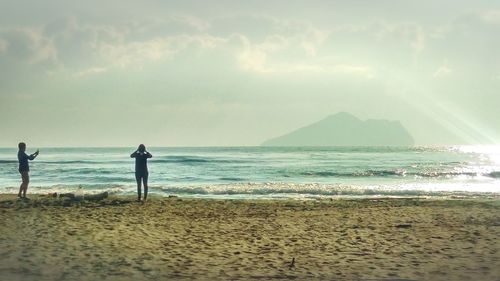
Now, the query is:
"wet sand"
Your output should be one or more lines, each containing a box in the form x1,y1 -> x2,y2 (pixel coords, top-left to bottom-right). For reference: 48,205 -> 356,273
0,195 -> 499,281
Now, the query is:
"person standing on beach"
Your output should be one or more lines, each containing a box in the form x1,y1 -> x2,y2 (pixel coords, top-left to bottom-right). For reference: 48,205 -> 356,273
130,144 -> 152,202
17,142 -> 39,199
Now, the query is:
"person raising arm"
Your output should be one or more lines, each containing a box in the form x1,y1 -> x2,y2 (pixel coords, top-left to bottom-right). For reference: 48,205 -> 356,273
17,142 -> 39,199
130,144 -> 152,202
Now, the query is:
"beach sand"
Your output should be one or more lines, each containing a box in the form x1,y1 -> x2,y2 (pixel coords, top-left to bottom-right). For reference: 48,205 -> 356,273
0,195 -> 498,281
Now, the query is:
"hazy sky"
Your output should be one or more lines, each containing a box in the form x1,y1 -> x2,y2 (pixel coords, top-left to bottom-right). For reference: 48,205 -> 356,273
1,0 -> 499,146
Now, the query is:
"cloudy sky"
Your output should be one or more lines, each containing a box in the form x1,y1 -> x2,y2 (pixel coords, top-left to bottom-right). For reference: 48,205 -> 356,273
1,0 -> 499,146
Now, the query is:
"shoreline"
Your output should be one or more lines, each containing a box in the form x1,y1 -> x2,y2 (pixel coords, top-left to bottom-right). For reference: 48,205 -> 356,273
0,195 -> 499,280
1,183 -> 498,201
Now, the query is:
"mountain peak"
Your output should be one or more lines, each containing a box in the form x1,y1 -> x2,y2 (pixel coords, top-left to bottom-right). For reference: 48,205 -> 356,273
323,112 -> 360,122
262,112 -> 414,146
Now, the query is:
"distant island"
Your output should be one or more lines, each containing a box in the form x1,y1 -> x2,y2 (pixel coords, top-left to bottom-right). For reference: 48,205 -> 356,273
262,112 -> 415,146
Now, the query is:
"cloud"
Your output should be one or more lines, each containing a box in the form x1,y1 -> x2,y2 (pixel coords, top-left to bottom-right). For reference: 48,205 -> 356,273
368,21 -> 427,54
411,26 -> 426,55
73,66 -> 108,78
99,38 -> 174,68
0,17 -> 226,77
481,10 -> 500,24
172,14 -> 211,31
231,19 -> 374,77
301,28 -> 329,57
0,11 -> 497,86
21,15 -> 336,77
236,34 -> 287,73
0,15 -> 438,80
0,27 -> 56,64
96,34 -> 226,70
237,36 -> 373,77
433,63 -> 452,78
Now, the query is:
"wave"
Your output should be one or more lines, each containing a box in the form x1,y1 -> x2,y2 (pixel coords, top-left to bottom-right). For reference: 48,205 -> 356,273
48,168 -> 118,175
219,177 -> 247,181
153,155 -> 241,164
1,182 -> 498,198
297,170 -> 488,178
2,156 -> 242,165
0,184 -> 127,195
299,170 -> 405,177
486,171 -> 500,179
155,183 -> 499,197
36,160 -> 126,165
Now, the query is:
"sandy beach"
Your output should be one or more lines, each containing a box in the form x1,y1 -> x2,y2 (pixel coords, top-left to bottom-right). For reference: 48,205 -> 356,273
0,195 -> 498,281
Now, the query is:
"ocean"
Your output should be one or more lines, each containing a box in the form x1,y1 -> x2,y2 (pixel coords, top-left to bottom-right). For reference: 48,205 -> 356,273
0,146 -> 499,199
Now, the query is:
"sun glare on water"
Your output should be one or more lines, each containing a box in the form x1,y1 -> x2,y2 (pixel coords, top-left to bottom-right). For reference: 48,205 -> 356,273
457,145 -> 500,165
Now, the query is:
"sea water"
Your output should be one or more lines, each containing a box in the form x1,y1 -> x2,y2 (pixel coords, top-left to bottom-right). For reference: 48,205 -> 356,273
0,146 -> 499,199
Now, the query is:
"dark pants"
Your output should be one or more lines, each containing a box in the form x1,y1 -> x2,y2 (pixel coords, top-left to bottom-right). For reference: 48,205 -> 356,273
18,170 -> 30,197
135,172 -> 149,200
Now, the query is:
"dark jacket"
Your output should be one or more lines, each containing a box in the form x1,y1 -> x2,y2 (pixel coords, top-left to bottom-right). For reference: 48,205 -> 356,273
18,151 -> 35,172
130,151 -> 152,174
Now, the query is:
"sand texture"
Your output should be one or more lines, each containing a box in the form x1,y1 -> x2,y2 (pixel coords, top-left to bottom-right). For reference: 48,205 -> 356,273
0,195 -> 499,281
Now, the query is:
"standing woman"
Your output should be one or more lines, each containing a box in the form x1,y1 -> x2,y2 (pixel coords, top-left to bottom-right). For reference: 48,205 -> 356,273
130,144 -> 152,202
17,142 -> 39,199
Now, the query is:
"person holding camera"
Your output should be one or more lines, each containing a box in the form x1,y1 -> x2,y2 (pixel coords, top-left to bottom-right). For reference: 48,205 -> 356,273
17,142 -> 39,199
130,144 -> 152,202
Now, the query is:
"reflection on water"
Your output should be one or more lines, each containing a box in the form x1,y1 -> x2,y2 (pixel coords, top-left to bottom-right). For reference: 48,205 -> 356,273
0,146 -> 499,198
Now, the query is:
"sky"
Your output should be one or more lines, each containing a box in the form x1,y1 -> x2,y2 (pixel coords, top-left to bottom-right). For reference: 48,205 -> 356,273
0,0 -> 499,147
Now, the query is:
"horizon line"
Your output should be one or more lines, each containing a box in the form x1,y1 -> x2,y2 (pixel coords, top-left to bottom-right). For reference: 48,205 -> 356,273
0,144 -> 496,149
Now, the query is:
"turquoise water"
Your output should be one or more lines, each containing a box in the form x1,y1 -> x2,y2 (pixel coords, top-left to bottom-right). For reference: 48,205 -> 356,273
0,146 -> 499,198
